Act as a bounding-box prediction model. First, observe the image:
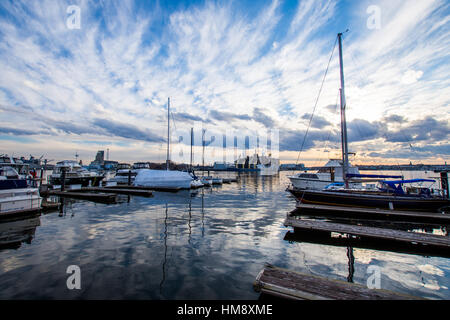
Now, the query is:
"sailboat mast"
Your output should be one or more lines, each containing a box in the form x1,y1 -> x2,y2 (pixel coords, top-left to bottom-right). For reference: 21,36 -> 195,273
166,97 -> 170,171
190,127 -> 194,171
338,33 -> 349,187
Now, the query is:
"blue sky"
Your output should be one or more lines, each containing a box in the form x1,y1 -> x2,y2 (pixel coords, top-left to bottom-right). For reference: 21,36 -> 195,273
0,0 -> 449,165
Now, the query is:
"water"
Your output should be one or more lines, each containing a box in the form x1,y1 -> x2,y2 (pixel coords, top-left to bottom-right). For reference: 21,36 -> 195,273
0,171 -> 448,299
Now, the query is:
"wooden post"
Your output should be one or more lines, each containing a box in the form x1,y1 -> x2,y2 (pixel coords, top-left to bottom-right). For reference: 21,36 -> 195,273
128,169 -> 132,186
61,167 -> 66,191
441,172 -> 449,199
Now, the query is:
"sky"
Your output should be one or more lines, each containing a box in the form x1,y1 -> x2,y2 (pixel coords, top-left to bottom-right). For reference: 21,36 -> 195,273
0,0 -> 449,166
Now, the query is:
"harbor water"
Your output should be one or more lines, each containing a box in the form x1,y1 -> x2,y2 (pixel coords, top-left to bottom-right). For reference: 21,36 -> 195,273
0,171 -> 448,299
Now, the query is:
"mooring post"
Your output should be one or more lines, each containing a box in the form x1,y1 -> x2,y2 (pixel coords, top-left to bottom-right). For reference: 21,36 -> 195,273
128,169 -> 132,186
61,167 -> 66,192
441,172 -> 449,199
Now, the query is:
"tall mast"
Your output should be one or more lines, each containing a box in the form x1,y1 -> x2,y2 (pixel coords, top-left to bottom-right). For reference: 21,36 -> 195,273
166,97 -> 170,171
338,32 -> 349,188
190,127 -> 194,171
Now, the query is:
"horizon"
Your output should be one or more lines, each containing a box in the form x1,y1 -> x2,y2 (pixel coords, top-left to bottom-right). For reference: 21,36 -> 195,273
0,0 -> 449,167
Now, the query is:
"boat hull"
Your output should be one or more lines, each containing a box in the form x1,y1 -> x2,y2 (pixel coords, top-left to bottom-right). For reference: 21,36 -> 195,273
49,176 -> 104,187
0,188 -> 42,216
288,188 -> 450,212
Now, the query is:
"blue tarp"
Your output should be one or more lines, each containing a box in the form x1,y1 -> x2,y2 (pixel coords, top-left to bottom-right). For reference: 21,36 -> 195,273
347,173 -> 403,179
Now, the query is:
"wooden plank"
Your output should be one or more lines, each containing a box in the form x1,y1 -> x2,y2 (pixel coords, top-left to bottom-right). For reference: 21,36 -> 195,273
285,216 -> 450,248
296,203 -> 450,222
81,187 -> 153,197
48,191 -> 116,203
107,185 -> 182,192
254,264 -> 422,300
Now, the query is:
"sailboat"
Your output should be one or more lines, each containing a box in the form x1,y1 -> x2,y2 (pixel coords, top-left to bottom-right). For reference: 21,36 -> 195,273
134,98 -> 193,190
288,33 -> 450,213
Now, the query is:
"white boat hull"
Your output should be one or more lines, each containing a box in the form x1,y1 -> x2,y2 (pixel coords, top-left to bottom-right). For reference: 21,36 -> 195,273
134,170 -> 193,189
0,188 -> 42,215
288,177 -> 362,190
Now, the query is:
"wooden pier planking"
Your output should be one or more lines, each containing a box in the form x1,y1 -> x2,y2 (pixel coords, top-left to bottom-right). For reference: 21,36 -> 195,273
284,216 -> 450,248
108,184 -> 182,192
48,190 -> 117,203
296,203 -> 450,223
81,187 -> 153,197
254,265 -> 421,300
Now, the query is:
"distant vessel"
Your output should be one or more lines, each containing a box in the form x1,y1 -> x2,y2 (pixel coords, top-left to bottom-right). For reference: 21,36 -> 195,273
288,159 -> 361,190
49,160 -> 104,187
235,154 -> 280,174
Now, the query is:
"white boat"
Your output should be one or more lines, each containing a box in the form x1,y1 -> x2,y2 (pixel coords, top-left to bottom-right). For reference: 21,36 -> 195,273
0,188 -> 42,216
200,176 -> 213,186
133,98 -> 194,190
190,179 -> 204,189
134,169 -> 193,189
288,159 -> 361,190
50,160 -> 104,187
110,163 -> 149,184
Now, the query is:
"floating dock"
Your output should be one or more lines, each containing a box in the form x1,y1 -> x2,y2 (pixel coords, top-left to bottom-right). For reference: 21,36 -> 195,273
296,203 -> 450,223
47,190 -> 117,204
110,184 -> 182,192
254,264 -> 421,300
81,187 -> 153,197
284,216 -> 450,249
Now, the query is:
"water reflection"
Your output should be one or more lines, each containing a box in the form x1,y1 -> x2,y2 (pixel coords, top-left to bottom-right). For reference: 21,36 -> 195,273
0,171 -> 448,299
0,215 -> 41,250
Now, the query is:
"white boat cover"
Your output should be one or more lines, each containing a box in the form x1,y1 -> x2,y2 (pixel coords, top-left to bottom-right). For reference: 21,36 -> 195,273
134,169 -> 193,189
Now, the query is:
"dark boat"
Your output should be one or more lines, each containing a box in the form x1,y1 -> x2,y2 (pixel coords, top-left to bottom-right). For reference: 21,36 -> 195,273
289,179 -> 450,213
288,32 -> 450,213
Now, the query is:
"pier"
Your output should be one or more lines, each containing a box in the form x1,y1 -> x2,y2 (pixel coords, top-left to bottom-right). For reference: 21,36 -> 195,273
47,190 -> 117,204
254,264 -> 421,300
284,215 -> 450,249
296,203 -> 450,223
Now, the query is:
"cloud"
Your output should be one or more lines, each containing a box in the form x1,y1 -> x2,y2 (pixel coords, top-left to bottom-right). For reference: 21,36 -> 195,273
253,107 -> 276,128
209,110 -> 252,123
0,0 -> 448,164
92,118 -> 164,143
301,113 -> 332,129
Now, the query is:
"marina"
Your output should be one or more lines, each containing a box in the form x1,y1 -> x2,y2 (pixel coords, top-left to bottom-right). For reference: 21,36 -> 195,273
0,0 -> 449,306
0,171 -> 448,300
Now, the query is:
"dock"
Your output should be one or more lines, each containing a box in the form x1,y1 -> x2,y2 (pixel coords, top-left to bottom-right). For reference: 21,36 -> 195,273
81,187 -> 153,197
254,264 -> 421,300
47,190 -> 117,204
110,184 -> 182,192
296,203 -> 450,223
284,216 -> 450,249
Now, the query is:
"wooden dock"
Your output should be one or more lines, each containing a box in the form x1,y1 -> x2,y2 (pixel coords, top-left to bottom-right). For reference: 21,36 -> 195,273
296,203 -> 450,223
81,187 -> 153,197
285,216 -> 450,249
110,184 -> 182,192
254,264 -> 421,300
47,190 -> 117,203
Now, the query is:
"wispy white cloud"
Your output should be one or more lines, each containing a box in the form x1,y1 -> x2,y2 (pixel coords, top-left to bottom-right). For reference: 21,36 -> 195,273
0,0 -> 448,164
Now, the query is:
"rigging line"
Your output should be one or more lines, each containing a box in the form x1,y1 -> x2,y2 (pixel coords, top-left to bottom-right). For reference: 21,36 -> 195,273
316,89 -> 340,167
296,35 -> 339,167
